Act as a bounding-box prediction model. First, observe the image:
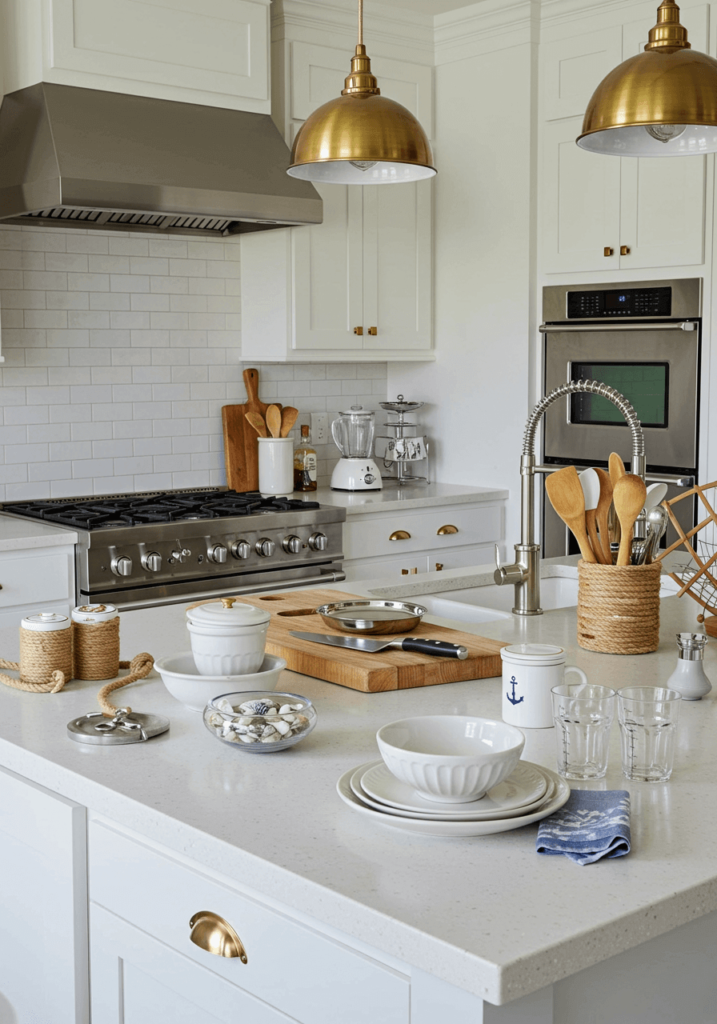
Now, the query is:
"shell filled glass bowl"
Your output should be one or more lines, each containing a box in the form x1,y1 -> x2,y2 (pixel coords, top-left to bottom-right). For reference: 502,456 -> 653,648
203,690 -> 317,753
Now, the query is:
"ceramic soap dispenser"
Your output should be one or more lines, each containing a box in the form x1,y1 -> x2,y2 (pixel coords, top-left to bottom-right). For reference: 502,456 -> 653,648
667,633 -> 712,701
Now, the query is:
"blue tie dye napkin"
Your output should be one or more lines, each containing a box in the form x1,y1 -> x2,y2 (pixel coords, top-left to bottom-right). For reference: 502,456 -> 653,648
536,789 -> 631,865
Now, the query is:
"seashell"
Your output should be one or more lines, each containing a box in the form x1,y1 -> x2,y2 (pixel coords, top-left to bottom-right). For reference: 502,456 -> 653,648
207,712 -> 223,728
216,699 -> 234,714
240,699 -> 276,715
261,732 -> 281,743
239,733 -> 256,743
275,720 -> 291,736
278,704 -> 293,715
292,714 -> 309,732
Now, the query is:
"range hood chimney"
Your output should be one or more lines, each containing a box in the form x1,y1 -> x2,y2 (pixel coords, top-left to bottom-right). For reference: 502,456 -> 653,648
0,83 -> 322,237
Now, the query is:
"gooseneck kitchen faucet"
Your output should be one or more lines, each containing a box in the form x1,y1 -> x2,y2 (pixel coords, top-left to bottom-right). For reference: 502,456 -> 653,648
494,380 -> 646,615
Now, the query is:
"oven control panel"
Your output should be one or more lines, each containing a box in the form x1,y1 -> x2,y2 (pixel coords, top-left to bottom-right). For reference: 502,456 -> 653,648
567,286 -> 672,319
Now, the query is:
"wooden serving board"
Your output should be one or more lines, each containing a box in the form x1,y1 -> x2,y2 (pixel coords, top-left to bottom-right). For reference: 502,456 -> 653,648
198,589 -> 507,693
222,368 -> 282,491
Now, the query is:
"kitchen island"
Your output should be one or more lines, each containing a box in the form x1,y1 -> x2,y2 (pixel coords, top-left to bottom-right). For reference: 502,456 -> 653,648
1,563 -> 716,1023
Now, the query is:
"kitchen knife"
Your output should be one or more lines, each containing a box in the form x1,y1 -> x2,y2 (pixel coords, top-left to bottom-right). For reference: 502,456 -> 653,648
289,631 -> 469,659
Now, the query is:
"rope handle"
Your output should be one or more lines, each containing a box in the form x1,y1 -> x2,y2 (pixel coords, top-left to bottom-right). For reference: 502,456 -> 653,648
0,652 -> 155,714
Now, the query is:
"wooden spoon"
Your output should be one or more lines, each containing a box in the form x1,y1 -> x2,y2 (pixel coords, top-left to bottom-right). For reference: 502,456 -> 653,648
545,465 -> 596,563
608,453 -> 625,547
266,404 -> 282,438
280,406 -> 299,438
613,474 -> 647,566
579,469 -> 609,564
245,411 -> 268,437
593,467 -> 614,563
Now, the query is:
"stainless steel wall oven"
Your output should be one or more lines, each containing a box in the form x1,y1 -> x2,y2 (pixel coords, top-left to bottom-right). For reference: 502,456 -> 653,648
541,278 -> 700,557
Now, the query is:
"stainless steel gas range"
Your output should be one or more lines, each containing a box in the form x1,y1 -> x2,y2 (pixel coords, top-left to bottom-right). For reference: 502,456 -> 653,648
0,488 -> 346,609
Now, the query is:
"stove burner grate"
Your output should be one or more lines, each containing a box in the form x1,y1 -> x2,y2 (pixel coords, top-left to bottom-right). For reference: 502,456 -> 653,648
3,490 -> 322,530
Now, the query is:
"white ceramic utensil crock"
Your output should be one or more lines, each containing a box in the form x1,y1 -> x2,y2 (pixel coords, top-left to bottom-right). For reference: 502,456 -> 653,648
186,597 -> 270,676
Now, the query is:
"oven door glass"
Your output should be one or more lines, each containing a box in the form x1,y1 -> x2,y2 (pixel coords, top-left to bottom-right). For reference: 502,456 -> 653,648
569,362 -> 669,428
543,325 -> 698,470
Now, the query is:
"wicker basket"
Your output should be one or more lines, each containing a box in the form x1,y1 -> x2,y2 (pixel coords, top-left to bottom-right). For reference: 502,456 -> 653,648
577,559 -> 661,655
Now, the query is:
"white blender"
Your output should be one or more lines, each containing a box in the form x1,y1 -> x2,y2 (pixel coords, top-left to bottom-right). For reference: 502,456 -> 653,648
330,406 -> 383,491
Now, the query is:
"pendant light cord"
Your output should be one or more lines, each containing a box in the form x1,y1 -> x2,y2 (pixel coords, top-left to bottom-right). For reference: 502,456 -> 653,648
358,0 -> 363,46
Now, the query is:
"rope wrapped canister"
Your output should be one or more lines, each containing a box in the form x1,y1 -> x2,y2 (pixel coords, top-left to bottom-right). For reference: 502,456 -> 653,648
19,625 -> 73,686
577,559 -> 661,655
73,616 -> 120,680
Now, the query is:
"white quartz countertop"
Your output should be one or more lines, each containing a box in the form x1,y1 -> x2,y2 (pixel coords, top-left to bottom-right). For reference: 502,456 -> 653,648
314,482 -> 508,514
0,562 -> 714,1006
0,512 -> 78,550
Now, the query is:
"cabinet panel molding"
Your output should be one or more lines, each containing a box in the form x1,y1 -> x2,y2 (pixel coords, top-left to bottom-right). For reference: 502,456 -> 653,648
542,28 -> 622,121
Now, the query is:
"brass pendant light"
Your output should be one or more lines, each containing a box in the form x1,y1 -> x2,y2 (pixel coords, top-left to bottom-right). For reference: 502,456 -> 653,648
287,0 -> 436,184
577,0 -> 717,156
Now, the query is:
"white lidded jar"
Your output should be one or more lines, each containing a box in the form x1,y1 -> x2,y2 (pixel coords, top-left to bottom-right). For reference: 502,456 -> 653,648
186,597 -> 270,676
20,611 -> 73,686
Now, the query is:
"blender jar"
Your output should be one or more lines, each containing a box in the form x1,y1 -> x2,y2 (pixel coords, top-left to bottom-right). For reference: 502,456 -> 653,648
331,406 -> 376,458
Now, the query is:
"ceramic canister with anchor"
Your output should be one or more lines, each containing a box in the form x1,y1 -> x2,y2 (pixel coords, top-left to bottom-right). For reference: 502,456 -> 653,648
501,643 -> 587,729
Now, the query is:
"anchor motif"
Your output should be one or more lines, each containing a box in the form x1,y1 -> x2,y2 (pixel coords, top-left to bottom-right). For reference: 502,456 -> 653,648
506,676 -> 524,706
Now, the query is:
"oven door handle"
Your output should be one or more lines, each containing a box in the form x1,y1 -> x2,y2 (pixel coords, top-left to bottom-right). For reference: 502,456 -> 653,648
535,465 -> 695,488
539,321 -> 697,332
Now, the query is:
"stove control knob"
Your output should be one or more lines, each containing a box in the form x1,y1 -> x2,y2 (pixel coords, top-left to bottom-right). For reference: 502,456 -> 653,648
172,548 -> 192,564
308,532 -> 328,552
142,551 -> 162,573
256,538 -> 276,557
209,544 -> 228,564
282,535 -> 302,554
232,541 -> 251,560
111,555 -> 133,577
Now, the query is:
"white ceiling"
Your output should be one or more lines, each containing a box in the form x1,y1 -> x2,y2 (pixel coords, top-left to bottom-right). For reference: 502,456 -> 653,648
384,0 -> 485,14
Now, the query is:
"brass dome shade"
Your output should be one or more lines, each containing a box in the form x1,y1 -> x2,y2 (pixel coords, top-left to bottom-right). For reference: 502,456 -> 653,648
287,2 -> 435,184
577,0 -> 717,156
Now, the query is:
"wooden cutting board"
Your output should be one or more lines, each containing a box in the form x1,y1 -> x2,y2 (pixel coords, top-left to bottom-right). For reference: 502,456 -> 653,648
196,589 -> 507,693
222,368 -> 282,491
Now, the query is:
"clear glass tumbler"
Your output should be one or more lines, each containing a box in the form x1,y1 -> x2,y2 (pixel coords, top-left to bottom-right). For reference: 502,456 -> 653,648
551,682 -> 616,780
617,686 -> 681,782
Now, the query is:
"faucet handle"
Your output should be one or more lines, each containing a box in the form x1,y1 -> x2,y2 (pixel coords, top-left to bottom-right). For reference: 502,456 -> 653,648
494,543 -> 529,586
494,543 -> 502,570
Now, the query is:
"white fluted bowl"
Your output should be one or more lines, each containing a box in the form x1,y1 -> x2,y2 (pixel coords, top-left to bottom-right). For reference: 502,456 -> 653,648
376,716 -> 525,803
155,653 -> 287,712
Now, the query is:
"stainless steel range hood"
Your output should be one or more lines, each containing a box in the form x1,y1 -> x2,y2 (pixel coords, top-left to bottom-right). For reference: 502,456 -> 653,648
0,83 -> 322,237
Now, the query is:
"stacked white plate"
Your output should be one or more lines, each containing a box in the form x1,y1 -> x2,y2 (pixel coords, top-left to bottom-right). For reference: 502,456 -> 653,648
336,759 -> 570,836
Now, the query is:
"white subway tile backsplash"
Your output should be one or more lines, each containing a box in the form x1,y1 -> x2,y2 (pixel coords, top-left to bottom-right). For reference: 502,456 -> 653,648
0,225 -> 388,495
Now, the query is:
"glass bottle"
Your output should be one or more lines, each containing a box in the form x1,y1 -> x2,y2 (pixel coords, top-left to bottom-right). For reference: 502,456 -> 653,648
293,425 -> 318,492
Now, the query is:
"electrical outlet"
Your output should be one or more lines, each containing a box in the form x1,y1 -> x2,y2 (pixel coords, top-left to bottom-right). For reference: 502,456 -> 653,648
311,412 -> 329,445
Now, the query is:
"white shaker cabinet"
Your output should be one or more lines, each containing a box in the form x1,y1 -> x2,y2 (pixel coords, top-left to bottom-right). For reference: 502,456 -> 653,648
0,766 -> 88,1024
0,540 -> 75,627
540,13 -> 708,274
240,34 -> 434,362
1,0 -> 271,113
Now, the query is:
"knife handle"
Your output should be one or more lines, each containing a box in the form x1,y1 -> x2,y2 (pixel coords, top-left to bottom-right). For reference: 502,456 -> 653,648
400,638 -> 468,660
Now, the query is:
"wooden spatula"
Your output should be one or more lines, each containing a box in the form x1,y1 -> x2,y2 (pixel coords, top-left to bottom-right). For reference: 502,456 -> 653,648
579,469 -> 609,564
545,465 -> 596,563
280,407 -> 299,437
245,411 -> 268,437
593,467 -> 614,563
613,474 -> 647,566
266,405 -> 282,438
608,453 -> 626,547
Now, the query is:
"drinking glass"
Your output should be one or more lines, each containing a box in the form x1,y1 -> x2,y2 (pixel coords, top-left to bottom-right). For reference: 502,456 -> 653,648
617,686 -> 681,782
551,682 -> 616,780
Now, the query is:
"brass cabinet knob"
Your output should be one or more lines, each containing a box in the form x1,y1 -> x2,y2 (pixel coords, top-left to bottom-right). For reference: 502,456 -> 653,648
368,327 -> 378,335
389,530 -> 411,541
437,524 -> 458,536
401,568 -> 418,575
353,326 -> 364,335
435,562 -> 444,571
620,245 -> 631,255
189,912 -> 248,963
603,247 -> 614,257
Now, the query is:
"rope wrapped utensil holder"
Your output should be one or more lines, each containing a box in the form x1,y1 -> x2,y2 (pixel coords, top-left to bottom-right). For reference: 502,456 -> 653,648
577,559 -> 661,655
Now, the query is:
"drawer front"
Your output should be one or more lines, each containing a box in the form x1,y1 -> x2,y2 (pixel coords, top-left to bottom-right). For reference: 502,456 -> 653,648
343,554 -> 429,581
89,821 -> 409,1024
0,549 -> 73,608
343,504 -> 503,561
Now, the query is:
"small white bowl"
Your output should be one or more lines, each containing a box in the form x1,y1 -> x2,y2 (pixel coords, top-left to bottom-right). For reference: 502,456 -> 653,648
154,652 -> 287,712
376,715 -> 525,803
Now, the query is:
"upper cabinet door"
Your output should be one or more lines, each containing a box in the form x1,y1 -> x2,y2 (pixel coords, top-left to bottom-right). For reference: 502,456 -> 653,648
292,184 -> 364,351
541,117 -> 621,273
362,181 -> 433,351
39,0 -> 270,111
541,28 -> 623,121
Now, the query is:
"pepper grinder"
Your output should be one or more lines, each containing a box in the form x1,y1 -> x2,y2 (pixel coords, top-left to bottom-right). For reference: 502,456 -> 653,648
666,633 -> 712,701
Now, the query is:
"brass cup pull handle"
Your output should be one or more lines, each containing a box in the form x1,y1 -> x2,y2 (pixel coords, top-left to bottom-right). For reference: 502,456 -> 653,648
620,245 -> 631,255
353,326 -> 364,335
437,524 -> 458,535
368,326 -> 378,335
389,530 -> 411,541
189,912 -> 248,963
604,246 -> 614,257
